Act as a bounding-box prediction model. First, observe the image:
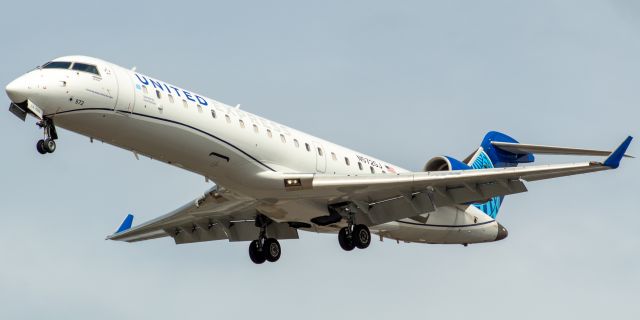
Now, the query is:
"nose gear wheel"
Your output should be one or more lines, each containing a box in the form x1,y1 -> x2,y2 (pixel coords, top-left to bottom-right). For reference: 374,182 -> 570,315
36,118 -> 58,154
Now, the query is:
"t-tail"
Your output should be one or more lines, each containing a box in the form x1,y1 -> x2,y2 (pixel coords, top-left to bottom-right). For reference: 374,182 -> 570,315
465,131 -> 535,218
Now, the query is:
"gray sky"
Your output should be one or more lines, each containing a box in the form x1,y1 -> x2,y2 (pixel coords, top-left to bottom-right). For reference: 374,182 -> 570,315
1,1 -> 638,319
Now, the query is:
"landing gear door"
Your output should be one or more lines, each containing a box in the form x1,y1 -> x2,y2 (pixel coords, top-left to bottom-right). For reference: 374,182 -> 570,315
314,141 -> 327,173
113,67 -> 135,113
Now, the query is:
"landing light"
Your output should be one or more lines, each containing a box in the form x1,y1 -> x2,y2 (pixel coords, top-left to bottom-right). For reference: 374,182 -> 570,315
284,178 -> 302,187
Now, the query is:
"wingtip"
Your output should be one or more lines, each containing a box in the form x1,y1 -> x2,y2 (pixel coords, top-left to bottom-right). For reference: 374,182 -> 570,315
603,136 -> 633,169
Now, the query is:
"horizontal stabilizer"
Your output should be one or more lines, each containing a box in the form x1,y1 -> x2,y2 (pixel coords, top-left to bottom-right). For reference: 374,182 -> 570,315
491,141 -> 634,158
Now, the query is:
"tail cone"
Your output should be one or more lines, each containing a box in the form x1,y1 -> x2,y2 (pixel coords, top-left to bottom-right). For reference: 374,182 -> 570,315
496,223 -> 508,241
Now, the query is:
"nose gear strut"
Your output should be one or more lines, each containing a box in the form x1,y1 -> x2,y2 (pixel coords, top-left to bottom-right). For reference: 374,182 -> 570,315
36,118 -> 58,154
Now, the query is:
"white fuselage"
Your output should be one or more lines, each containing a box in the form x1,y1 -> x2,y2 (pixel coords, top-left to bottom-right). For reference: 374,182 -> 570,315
6,56 -> 502,245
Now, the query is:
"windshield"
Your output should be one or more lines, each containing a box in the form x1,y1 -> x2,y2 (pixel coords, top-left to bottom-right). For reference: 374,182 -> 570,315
71,63 -> 100,76
42,61 -> 72,69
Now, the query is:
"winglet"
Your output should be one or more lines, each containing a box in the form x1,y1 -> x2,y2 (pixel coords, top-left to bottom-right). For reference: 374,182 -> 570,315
115,214 -> 134,234
603,136 -> 633,169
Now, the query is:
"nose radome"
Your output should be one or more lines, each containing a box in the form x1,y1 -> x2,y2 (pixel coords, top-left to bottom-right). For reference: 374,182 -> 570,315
6,76 -> 29,103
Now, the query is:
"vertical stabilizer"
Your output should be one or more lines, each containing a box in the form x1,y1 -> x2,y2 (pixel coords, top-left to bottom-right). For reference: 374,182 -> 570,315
464,131 -> 534,218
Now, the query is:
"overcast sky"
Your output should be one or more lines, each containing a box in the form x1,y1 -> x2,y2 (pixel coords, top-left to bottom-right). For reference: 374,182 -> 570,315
1,1 -> 638,319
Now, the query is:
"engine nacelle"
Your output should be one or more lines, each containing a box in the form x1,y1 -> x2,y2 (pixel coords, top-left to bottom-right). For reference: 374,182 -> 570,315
423,156 -> 472,172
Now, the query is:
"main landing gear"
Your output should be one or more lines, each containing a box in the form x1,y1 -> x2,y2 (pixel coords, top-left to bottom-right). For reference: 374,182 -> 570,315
248,215 -> 282,264
338,212 -> 371,251
36,118 -> 58,155
249,238 -> 281,264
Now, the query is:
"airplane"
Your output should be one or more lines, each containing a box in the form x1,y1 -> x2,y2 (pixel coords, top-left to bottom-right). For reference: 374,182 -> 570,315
5,55 -> 633,264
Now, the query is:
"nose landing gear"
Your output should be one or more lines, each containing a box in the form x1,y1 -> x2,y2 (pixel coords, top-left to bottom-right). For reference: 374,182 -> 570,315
36,118 -> 58,154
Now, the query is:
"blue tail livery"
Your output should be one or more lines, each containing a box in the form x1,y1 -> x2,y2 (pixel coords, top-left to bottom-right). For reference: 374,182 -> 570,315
466,131 -> 534,218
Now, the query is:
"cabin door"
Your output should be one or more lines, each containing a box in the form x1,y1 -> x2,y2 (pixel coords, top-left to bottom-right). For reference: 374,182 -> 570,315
313,141 -> 326,173
113,67 -> 136,113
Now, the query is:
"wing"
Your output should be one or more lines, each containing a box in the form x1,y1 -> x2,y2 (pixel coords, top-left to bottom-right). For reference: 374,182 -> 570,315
281,136 -> 633,226
109,137 -> 631,242
107,185 -> 298,244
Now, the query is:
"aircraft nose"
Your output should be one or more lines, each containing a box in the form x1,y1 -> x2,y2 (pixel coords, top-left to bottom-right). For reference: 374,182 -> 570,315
5,75 -> 29,103
496,222 -> 508,241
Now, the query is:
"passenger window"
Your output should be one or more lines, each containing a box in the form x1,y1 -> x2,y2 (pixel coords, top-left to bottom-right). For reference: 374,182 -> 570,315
280,134 -> 286,143
156,90 -> 161,99
197,104 -> 203,113
370,166 -> 375,174
317,148 -> 323,156
239,119 -> 245,128
305,143 -> 311,152
253,124 -> 259,133
142,86 -> 148,95
267,129 -> 273,138
42,61 -> 72,69
168,94 -> 174,103
211,109 -> 216,118
294,139 -> 299,148
71,62 -> 100,76
225,115 -> 231,123
358,162 -> 363,170
331,152 -> 337,161
345,157 -> 350,166
182,99 -> 188,108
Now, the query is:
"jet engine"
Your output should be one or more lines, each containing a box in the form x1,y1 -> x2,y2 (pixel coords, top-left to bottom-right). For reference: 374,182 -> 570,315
423,156 -> 471,172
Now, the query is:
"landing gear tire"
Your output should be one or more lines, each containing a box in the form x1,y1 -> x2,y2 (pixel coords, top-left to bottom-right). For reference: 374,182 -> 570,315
264,238 -> 281,262
338,227 -> 355,251
36,139 -> 46,154
249,214 -> 284,264
43,139 -> 56,153
353,224 -> 371,249
249,240 -> 266,264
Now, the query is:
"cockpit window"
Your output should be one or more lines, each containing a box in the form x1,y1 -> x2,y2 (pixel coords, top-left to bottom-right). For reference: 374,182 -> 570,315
42,61 -> 72,69
72,62 -> 100,76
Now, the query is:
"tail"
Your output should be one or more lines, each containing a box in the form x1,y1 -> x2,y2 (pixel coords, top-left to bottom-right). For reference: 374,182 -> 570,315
465,131 -> 534,218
